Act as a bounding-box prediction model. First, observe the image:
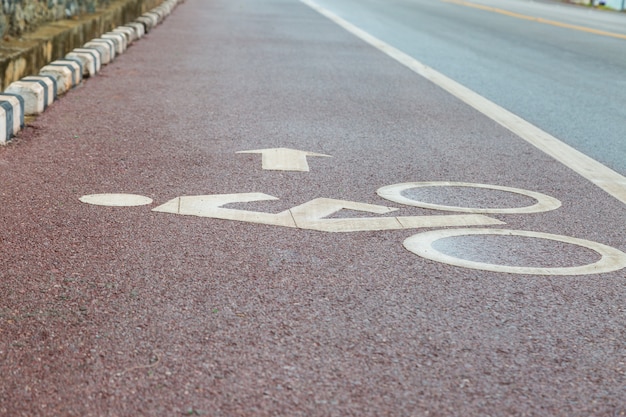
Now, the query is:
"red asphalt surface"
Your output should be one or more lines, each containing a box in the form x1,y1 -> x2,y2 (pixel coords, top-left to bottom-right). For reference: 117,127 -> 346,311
1,0 -> 626,415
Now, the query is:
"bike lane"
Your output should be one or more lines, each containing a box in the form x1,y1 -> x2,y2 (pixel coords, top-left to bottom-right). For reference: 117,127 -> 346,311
1,0 -> 626,415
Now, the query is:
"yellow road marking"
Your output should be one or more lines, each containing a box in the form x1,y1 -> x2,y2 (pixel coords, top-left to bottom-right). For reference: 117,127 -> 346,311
442,0 -> 626,40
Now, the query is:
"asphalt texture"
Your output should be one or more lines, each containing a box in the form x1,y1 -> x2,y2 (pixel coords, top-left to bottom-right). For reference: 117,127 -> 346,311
1,0 -> 626,415
312,0 -> 626,174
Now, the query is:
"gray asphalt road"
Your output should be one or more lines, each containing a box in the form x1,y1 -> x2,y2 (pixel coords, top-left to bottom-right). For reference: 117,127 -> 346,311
1,0 -> 626,415
313,0 -> 626,174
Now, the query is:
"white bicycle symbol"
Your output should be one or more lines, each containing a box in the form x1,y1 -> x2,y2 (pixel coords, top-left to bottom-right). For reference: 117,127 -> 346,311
80,181 -> 626,276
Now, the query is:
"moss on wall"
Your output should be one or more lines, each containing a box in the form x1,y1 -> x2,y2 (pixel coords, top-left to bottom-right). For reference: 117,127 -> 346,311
0,0 -> 160,38
0,0 -> 163,89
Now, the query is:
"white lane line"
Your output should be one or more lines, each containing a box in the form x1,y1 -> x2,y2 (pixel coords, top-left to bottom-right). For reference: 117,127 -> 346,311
300,0 -> 626,207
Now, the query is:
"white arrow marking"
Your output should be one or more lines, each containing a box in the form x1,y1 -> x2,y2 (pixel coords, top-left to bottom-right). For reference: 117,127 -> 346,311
237,148 -> 331,171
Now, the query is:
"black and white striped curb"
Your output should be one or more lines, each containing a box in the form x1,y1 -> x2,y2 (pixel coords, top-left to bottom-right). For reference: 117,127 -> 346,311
0,0 -> 182,144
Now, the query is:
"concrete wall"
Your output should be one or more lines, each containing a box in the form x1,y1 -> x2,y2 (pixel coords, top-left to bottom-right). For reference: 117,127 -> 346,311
1,1 -> 103,38
0,0 -> 163,90
0,0 -> 163,39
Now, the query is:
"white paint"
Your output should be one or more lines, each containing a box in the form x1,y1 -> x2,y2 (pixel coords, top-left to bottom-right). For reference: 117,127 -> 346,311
403,228 -> 626,275
151,193 -> 503,232
146,11 -> 163,24
83,43 -> 111,65
5,81 -> 45,115
141,12 -> 160,27
72,48 -> 102,72
291,197 -> 402,232
80,194 -> 153,207
113,27 -> 136,43
237,148 -> 331,172
102,33 -> 127,55
66,52 -> 97,77
94,38 -> 117,59
136,15 -> 156,33
124,23 -> 145,39
21,76 -> 55,107
300,0 -> 626,207
50,60 -> 82,85
377,182 -> 562,214
40,64 -> 74,94
0,94 -> 23,138
0,106 -> 7,145
85,39 -> 116,63
153,193 -> 297,228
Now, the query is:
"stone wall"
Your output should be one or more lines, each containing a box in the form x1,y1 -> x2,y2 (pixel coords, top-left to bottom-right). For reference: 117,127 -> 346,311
0,0 -> 163,90
0,0 -> 114,38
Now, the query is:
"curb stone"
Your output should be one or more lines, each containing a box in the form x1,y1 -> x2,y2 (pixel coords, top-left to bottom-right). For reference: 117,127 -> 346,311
102,32 -> 128,54
22,75 -> 58,103
82,43 -> 113,65
86,38 -> 117,62
123,23 -> 146,39
40,61 -> 80,95
136,13 -> 159,32
66,51 -> 100,77
0,0 -> 184,144
5,78 -> 54,116
0,94 -> 24,144
113,26 -> 137,43
61,58 -> 86,81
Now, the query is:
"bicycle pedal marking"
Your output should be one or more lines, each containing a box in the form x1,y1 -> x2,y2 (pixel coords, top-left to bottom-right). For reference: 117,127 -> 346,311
150,193 -> 502,233
404,228 -> 626,276
377,182 -> 562,214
